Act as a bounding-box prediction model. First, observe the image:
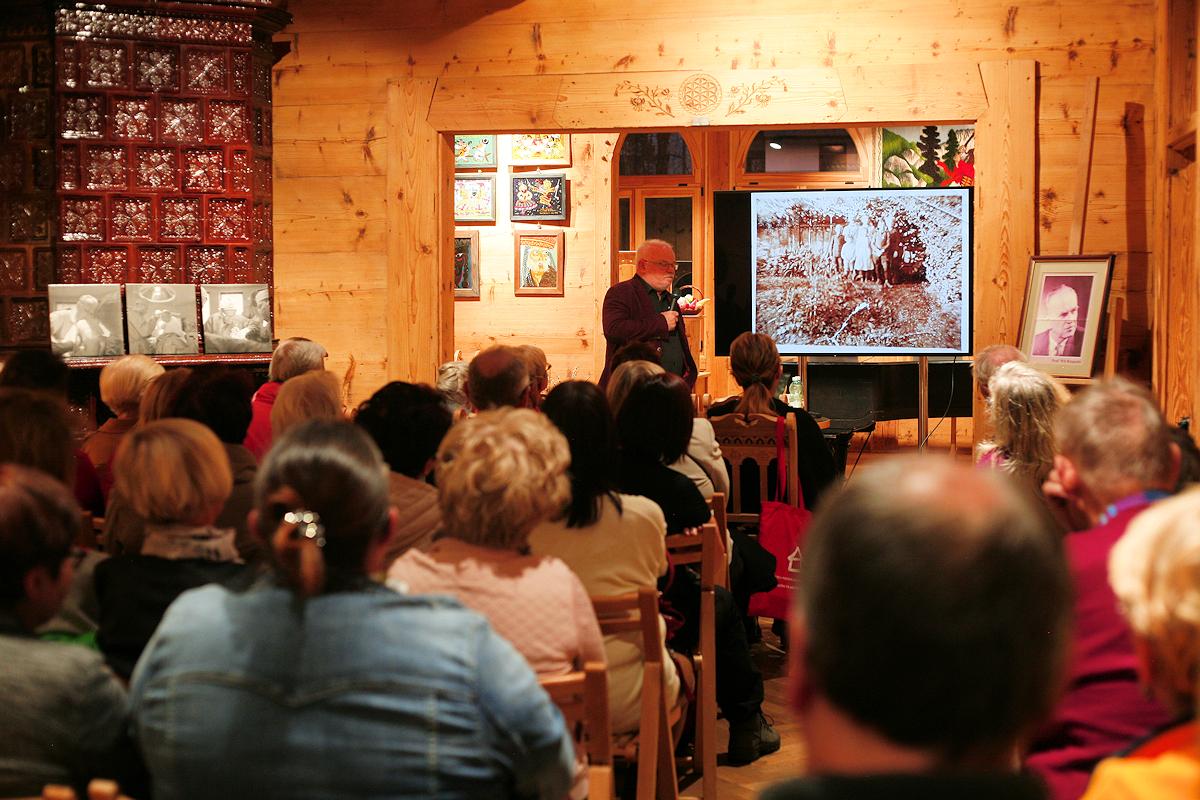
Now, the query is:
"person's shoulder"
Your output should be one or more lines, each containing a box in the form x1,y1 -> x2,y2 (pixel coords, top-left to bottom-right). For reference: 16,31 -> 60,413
690,416 -> 715,440
1,632 -> 116,686
615,492 -> 666,527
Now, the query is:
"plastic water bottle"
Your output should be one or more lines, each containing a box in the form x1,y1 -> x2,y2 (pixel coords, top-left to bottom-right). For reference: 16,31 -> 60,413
787,376 -> 804,408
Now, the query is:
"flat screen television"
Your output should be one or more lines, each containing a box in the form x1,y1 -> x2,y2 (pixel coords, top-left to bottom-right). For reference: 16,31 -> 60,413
713,187 -> 973,356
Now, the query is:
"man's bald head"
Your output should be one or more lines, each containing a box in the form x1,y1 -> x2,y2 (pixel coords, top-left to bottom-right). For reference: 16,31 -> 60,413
466,345 -> 532,411
974,344 -> 1026,401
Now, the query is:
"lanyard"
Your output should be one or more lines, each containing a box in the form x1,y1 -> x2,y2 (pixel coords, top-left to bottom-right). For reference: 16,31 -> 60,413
1097,490 -> 1170,526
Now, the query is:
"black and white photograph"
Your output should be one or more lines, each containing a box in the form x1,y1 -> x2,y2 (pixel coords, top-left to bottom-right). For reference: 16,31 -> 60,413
750,187 -> 971,355
200,284 -> 272,354
48,284 -> 125,359
126,284 -> 201,356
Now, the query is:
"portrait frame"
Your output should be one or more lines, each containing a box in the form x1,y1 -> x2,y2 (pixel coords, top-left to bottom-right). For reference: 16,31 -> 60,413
510,172 -> 567,221
453,229 -> 481,299
510,133 -> 571,167
125,283 -> 201,355
199,283 -> 273,354
453,134 -> 498,169
453,174 -> 497,223
47,283 -> 126,359
514,230 -> 565,297
1017,254 -> 1114,379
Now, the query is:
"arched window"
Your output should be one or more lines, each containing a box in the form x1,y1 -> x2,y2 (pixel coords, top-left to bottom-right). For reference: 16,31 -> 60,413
618,132 -> 694,176
734,128 -> 870,188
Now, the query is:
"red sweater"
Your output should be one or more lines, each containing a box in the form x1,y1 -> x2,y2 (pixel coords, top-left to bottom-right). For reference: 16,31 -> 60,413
243,381 -> 280,462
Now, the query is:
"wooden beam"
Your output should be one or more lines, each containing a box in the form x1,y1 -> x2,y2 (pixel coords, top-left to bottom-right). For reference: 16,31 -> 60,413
1068,76 -> 1100,255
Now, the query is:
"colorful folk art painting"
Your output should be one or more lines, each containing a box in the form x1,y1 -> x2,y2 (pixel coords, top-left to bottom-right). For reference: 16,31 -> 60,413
454,175 -> 496,222
881,126 -> 975,189
510,133 -> 570,166
510,173 -> 567,221
514,231 -> 564,297
453,229 -> 480,299
454,135 -> 497,169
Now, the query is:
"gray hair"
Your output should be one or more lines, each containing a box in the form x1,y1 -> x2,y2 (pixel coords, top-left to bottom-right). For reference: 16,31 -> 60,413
437,361 -> 469,412
268,337 -> 328,382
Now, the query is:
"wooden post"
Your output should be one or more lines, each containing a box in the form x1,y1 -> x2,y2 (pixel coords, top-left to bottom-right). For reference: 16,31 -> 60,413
917,356 -> 929,452
799,355 -> 809,408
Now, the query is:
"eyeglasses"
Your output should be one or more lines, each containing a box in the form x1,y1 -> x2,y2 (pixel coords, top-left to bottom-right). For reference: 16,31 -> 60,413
642,259 -> 677,271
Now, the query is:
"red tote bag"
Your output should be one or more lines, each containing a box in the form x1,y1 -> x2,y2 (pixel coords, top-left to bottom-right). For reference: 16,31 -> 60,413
747,416 -> 812,620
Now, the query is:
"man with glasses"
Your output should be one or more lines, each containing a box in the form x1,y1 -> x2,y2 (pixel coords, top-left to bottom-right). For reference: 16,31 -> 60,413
599,239 -> 697,388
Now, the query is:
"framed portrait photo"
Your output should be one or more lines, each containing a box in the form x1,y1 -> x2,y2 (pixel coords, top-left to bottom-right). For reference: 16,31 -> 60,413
1018,254 -> 1114,379
453,229 -> 481,299
454,134 -> 497,169
514,230 -> 564,297
510,172 -> 567,221
510,133 -> 571,167
126,284 -> 200,355
48,283 -> 126,359
454,175 -> 497,223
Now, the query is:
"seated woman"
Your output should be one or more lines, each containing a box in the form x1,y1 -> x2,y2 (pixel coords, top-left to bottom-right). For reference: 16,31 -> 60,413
976,360 -> 1061,487
269,369 -> 343,442
95,419 -> 250,679
130,420 -> 574,799
1080,488 -> 1200,799
705,332 -> 837,510
83,355 -> 164,497
529,381 -> 683,737
388,408 -> 603,798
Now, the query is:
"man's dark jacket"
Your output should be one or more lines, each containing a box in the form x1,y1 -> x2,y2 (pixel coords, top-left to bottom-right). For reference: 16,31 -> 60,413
599,276 -> 697,388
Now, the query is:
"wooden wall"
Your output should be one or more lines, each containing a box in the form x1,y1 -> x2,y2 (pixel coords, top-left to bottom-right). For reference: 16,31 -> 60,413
272,0 -> 1157,409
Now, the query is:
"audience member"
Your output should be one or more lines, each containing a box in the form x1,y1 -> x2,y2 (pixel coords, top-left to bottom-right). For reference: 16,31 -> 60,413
129,420 -> 574,798
95,420 -> 249,678
466,345 -> 537,410
1168,425 -> 1200,492
611,340 -> 663,369
516,344 -> 550,407
270,369 -> 342,440
1028,378 -> 1178,799
354,381 -> 452,563
974,343 -> 1027,401
436,359 -> 470,419
137,367 -> 192,425
244,336 -> 328,460
83,355 -> 164,495
706,332 -> 838,509
388,408 -> 603,799
765,457 -> 1071,799
0,465 -> 135,797
977,360 -> 1062,487
529,381 -> 683,735
0,388 -> 74,485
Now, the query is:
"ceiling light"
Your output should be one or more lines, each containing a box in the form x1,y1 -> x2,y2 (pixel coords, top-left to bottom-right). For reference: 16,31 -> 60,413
768,141 -> 782,150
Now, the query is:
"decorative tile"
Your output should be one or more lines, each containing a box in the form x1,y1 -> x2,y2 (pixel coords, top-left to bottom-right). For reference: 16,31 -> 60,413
0,148 -> 24,192
84,247 -> 129,283
184,48 -> 226,94
182,148 -> 224,192
110,196 -> 153,241
0,46 -> 24,88
60,94 -> 104,139
0,250 -> 27,290
33,249 -> 53,291
158,196 -> 201,241
32,149 -> 53,191
57,41 -> 79,89
135,148 -> 177,191
8,197 -> 50,242
208,198 -> 250,242
206,100 -> 249,144
57,248 -> 81,283
58,145 -> 79,191
185,246 -> 226,283
253,58 -> 272,101
254,250 -> 271,283
112,96 -> 154,141
85,43 -> 128,88
229,150 -> 251,193
160,98 -> 202,144
137,246 -> 181,283
9,298 -> 49,343
32,45 -> 52,88
61,197 -> 105,241
253,203 -> 272,246
253,157 -> 272,195
12,94 -> 50,140
134,45 -> 178,92
229,247 -> 253,282
85,146 -> 128,190
253,107 -> 271,147
56,9 -> 254,47
231,50 -> 250,95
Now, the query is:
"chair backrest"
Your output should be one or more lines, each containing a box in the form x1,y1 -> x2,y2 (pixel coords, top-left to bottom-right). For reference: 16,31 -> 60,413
664,521 -> 725,592
591,587 -> 660,658
540,662 -> 613,767
709,412 -> 800,524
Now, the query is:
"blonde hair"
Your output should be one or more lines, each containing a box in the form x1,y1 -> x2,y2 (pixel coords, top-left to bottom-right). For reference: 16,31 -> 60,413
729,332 -> 781,417
435,408 -> 570,550
1109,487 -> 1200,713
271,370 -> 342,438
980,361 -> 1061,486
138,367 -> 193,425
113,419 -> 232,525
100,355 -> 165,417
606,360 -> 665,417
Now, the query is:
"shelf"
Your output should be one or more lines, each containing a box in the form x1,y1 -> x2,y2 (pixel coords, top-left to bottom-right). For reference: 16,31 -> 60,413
65,352 -> 272,370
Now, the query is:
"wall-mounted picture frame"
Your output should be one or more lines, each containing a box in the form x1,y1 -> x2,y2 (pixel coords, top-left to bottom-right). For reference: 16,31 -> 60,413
510,133 -> 571,167
454,134 -> 498,169
126,284 -> 201,355
454,174 -> 497,223
1017,254 -> 1114,379
48,283 -> 125,359
200,284 -> 272,354
510,172 -> 567,221
454,229 -> 481,299
514,230 -> 564,297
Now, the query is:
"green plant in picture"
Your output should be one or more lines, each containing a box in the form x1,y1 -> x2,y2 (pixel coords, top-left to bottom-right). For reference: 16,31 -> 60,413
881,129 -> 934,188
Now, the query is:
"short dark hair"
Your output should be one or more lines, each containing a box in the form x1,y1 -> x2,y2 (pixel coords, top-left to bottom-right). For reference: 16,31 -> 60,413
467,346 -> 530,410
0,388 -> 73,484
0,350 -> 69,396
0,464 -> 79,605
799,457 -> 1071,763
173,368 -> 255,444
542,381 -> 621,528
354,381 -> 452,478
616,372 -> 693,465
612,340 -> 661,369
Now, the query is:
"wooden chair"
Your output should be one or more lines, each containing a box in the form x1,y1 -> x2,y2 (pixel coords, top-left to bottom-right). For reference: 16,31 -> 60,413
663,522 -> 723,800
709,412 -> 800,525
707,491 -> 729,586
540,662 -> 615,800
591,588 -> 679,800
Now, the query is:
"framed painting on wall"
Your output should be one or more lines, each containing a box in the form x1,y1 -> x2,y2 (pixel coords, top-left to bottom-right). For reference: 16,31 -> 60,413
200,284 -> 272,354
454,229 -> 481,299
454,175 -> 497,222
1017,254 -> 1114,379
510,133 -> 571,167
454,135 -> 498,169
126,284 -> 200,355
882,125 -> 976,188
510,173 -> 567,221
514,231 -> 564,297
48,284 -> 125,359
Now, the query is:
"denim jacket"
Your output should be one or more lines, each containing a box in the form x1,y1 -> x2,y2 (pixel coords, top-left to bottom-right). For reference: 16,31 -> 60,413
129,580 -> 575,799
